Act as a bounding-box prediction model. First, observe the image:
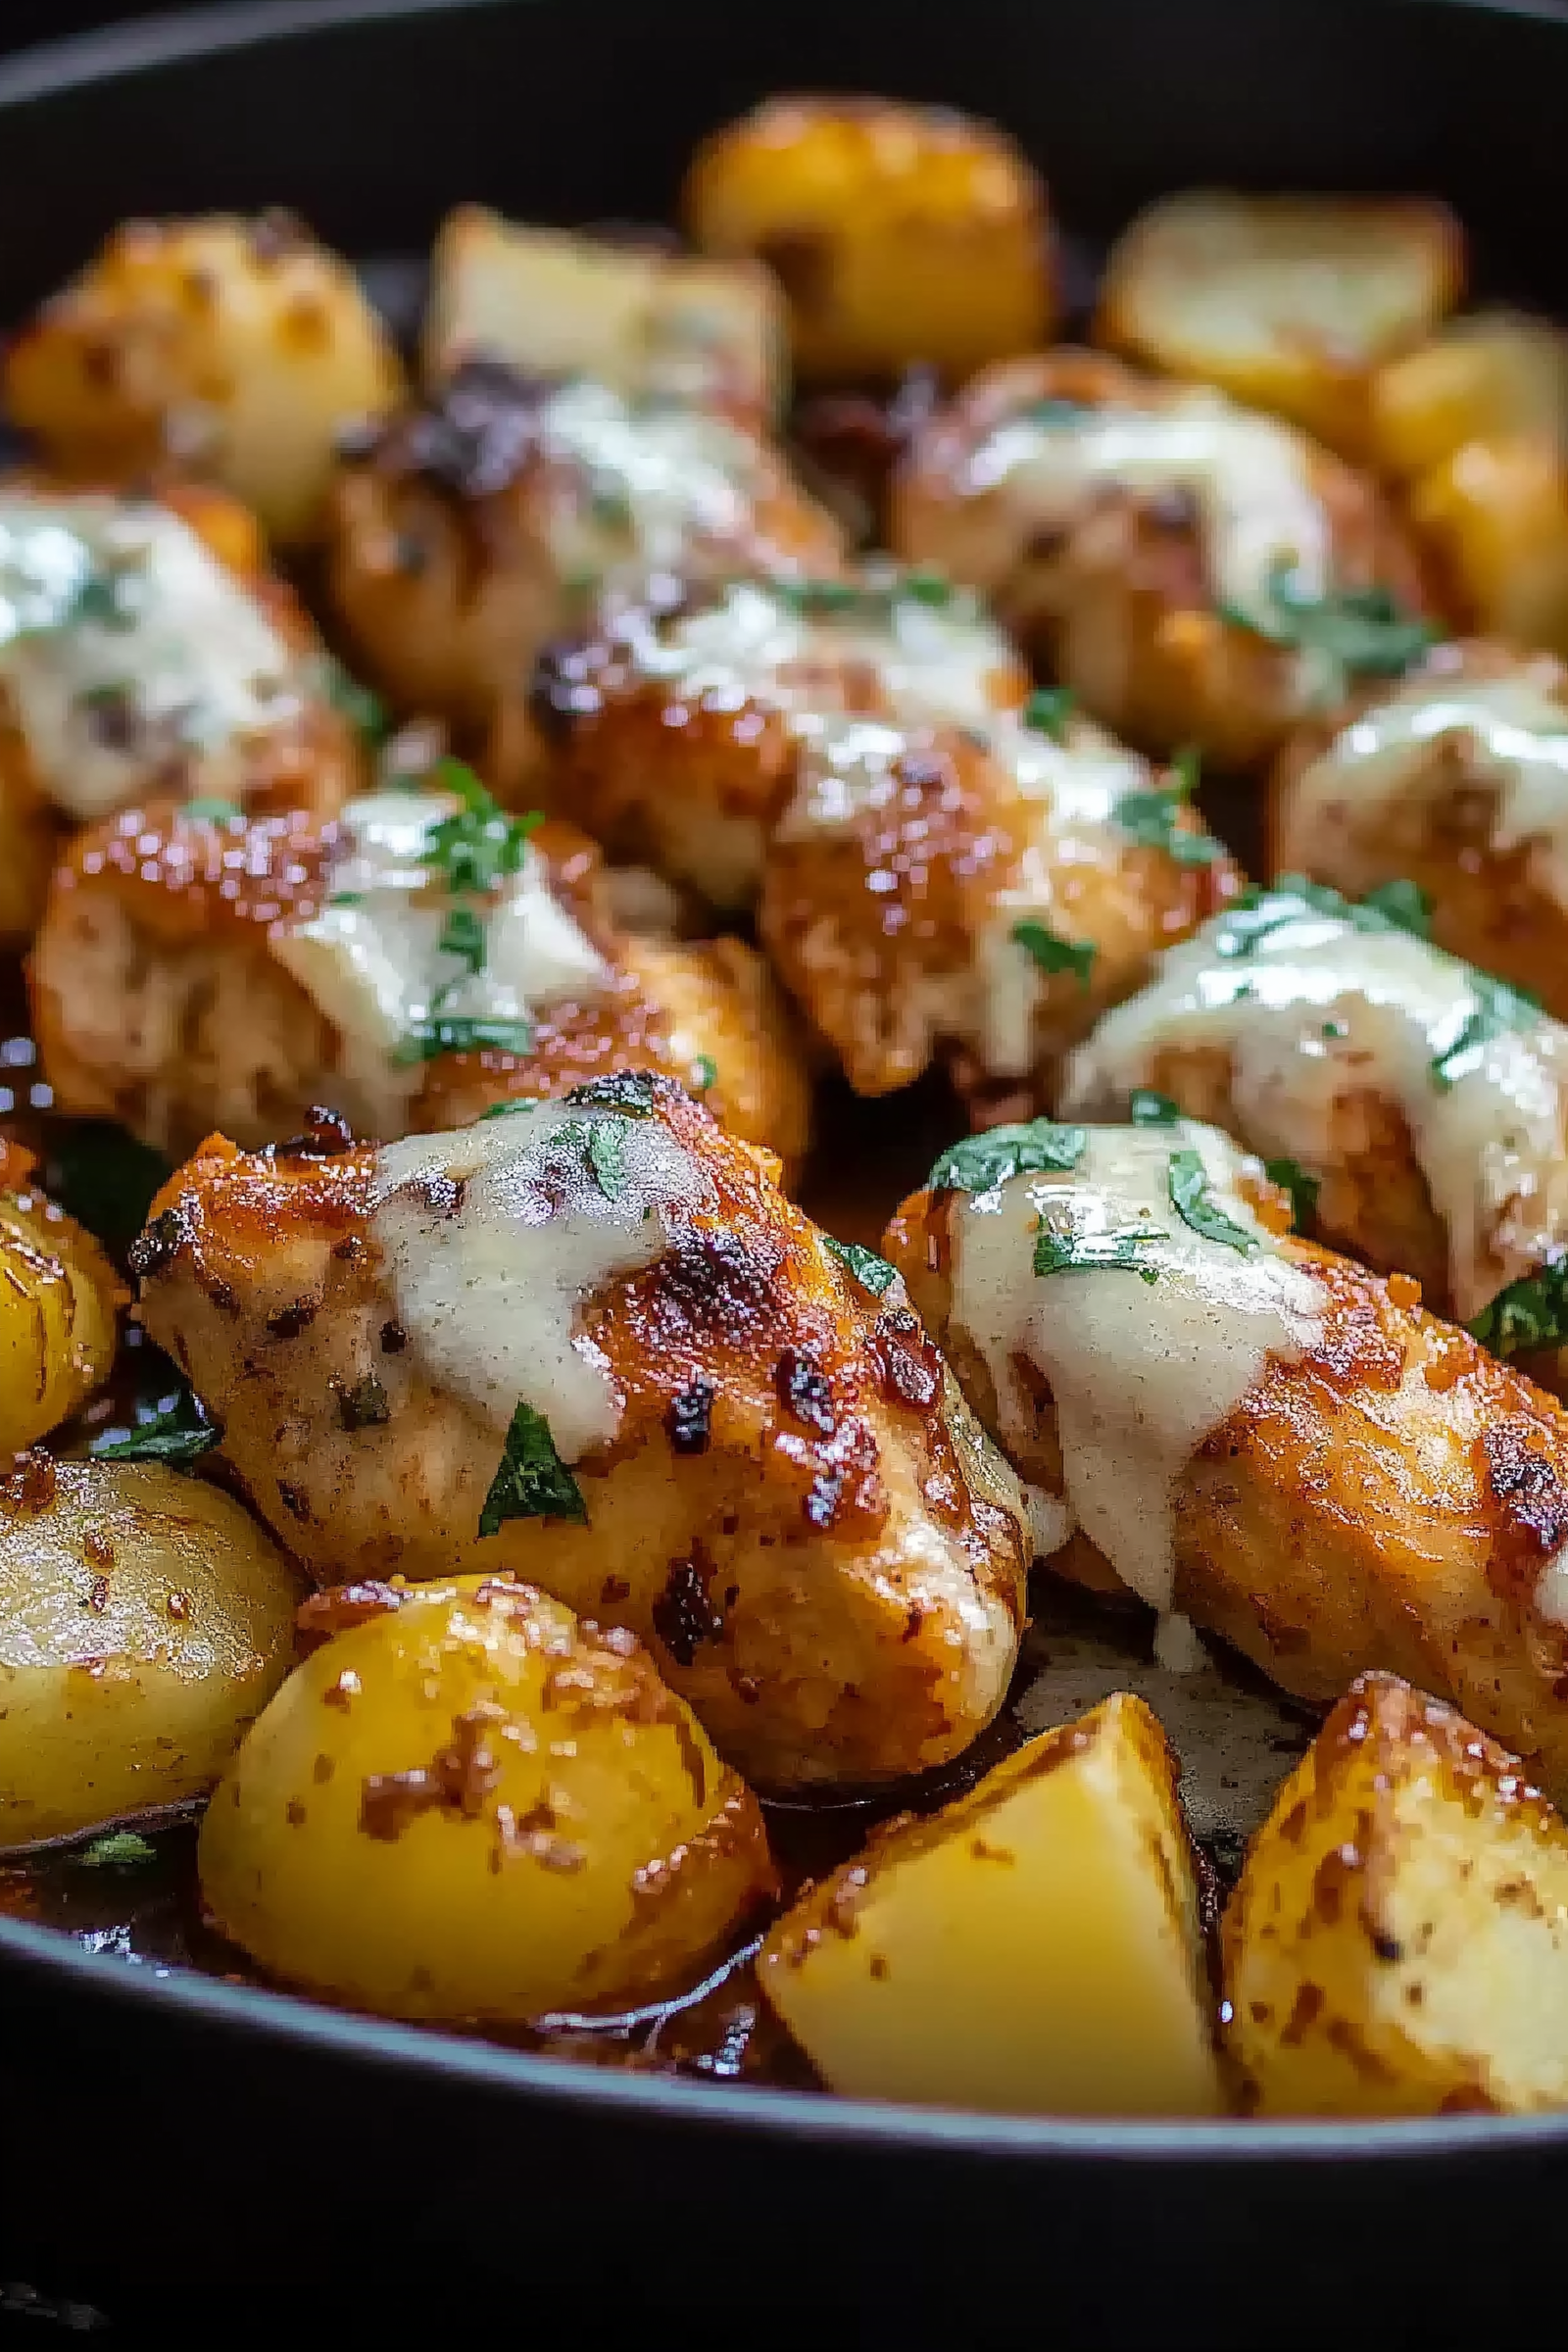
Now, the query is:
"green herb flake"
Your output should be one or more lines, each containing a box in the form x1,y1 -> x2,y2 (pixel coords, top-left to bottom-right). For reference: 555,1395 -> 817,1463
91,1389 -> 220,1466
1470,1258 -> 1568,1358
1113,770 -> 1224,869
395,1016 -> 534,1065
1021,686 -> 1074,742
584,1118 -> 627,1201
438,904 -> 487,981
823,1235 -> 899,1296
1431,971 -> 1544,1091
478,1400 -> 588,1536
1361,877 -> 1432,939
1012,919 -> 1095,989
75,1831 -> 159,1870
1033,1219 -> 1163,1281
421,759 -> 543,897
1264,1156 -> 1322,1233
329,891 -> 367,907
182,797 -> 243,825
1220,562 -> 1434,690
929,1117 -> 1089,1197
1130,1089 -> 1183,1128
1030,398 -> 1091,428
564,1071 -> 660,1116
335,1374 -> 391,1432
775,578 -> 865,617
899,568 -> 953,608
1168,1148 -> 1256,1253
690,1055 -> 718,1095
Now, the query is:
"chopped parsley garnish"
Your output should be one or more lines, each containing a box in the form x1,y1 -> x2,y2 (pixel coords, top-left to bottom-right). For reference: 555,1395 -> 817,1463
690,1055 -> 718,1095
75,1831 -> 159,1869
91,1388 -> 220,1466
1130,1089 -> 1182,1128
1220,562 -> 1433,691
335,1374 -> 391,1432
774,578 -> 865,617
929,1117 -> 1088,1196
565,1070 -> 661,1116
1167,1148 -> 1256,1253
73,566 -> 142,630
421,760 -> 542,897
1030,398 -> 1091,427
1217,874 -> 1424,956
1113,750 -> 1223,868
478,1400 -> 588,1536
1430,971 -> 1543,1091
823,1235 -> 899,1296
1033,1218 -> 1163,1281
1022,686 -> 1074,742
182,797 -> 243,824
437,904 -> 487,980
1469,1258 -> 1568,1358
1012,919 -> 1095,988
1361,877 -> 1432,938
1264,1156 -> 1321,1232
581,1117 -> 627,1201
395,1016 -> 535,1064
329,891 -> 367,907
900,568 -> 953,607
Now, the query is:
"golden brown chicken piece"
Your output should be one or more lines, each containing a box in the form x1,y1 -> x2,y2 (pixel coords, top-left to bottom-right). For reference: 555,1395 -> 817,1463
133,1078 -> 1030,1788
4,211 -> 405,545
326,357 -> 844,765
884,1109 -> 1568,1805
890,349 -> 1433,769
29,772 -> 809,1170
0,474 -> 365,947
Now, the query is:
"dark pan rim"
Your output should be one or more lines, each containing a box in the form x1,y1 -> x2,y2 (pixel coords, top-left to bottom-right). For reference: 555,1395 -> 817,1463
2,0 -> 1568,2164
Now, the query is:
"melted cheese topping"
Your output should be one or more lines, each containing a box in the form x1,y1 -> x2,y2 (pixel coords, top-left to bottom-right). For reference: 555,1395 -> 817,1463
1295,670 -> 1568,909
0,492 -> 300,820
963,384 -> 1329,631
370,1104 -> 716,1460
540,380 -> 781,586
1064,895 -> 1568,1322
946,1120 -> 1326,1614
272,788 -> 611,1139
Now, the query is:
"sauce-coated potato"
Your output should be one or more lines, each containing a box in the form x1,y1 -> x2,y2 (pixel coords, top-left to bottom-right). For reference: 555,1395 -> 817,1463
759,1692 -> 1221,2116
0,1456 -> 302,1850
0,1142 -> 122,1461
199,1576 -> 777,2023
684,96 -> 1054,383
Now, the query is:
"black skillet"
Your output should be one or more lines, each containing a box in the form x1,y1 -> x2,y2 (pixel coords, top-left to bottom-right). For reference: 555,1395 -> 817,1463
1,2 -> 1566,2339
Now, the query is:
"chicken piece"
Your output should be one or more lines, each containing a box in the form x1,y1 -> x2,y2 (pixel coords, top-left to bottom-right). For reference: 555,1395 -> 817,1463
682,95 -> 1055,386
890,349 -> 1433,769
1097,191 -> 1462,460
132,1079 -> 1030,1788
326,358 -> 844,761
29,771 -> 809,1170
883,1110 -> 1568,1805
4,211 -> 405,545
424,207 -> 784,424
1061,874 -> 1568,1365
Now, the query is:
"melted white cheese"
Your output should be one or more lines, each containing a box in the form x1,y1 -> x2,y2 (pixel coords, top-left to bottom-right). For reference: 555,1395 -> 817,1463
1063,895 -> 1568,1323
0,492 -> 300,820
540,380 -> 778,586
272,787 -> 611,1139
963,383 -> 1329,633
370,1104 -> 716,1460
946,1120 -> 1326,1615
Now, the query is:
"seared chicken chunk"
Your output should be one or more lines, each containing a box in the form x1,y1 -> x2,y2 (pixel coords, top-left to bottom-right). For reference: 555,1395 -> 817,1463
4,211 -> 405,545
30,772 -> 809,1168
891,349 -> 1432,768
134,1079 -> 1030,1788
884,1111 -> 1568,1804
0,475 -> 364,944
327,357 -> 844,761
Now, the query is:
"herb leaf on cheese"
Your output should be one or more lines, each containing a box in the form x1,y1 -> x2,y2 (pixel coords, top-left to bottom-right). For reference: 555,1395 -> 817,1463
929,1118 -> 1089,1196
478,1400 -> 588,1535
1168,1148 -> 1256,1252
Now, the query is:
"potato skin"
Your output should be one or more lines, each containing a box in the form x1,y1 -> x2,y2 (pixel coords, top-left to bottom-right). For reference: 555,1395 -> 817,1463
1407,432 -> 1568,659
4,213 -> 405,544
1369,309 -> 1568,483
1224,1673 -> 1568,2116
199,1573 -> 776,2023
0,1454 -> 303,1850
0,1140 -> 122,1460
684,95 -> 1055,385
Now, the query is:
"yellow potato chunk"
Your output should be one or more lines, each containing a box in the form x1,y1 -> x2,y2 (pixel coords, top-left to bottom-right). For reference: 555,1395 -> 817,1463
1369,309 -> 1568,480
683,95 -> 1054,383
1223,1673 -> 1568,2117
0,1456 -> 302,1850
0,1142 -> 122,1461
199,1574 -> 777,2024
4,212 -> 405,543
1409,431 -> 1568,654
758,1692 -> 1221,2116
1098,189 -> 1463,457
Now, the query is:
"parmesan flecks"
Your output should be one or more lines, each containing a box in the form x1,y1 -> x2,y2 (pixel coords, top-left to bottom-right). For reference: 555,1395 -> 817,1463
946,1120 -> 1325,1616
1063,890 -> 1568,1324
369,1103 -> 716,1461
0,491 -> 299,819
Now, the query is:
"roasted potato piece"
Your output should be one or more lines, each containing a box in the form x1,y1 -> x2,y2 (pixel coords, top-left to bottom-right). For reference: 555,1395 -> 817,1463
1061,873 -> 1568,1332
891,350 -> 1432,769
1407,432 -> 1568,657
1368,309 -> 1568,481
0,1141 -> 121,1460
327,359 -> 843,754
424,206 -> 784,422
29,784 -> 809,1169
684,95 -> 1054,385
885,1113 -> 1568,1805
133,1079 -> 1030,1789
5,212 -> 405,544
1224,1673 -> 1568,2116
1098,191 -> 1462,459
199,1573 -> 775,2023
0,1454 -> 302,1849
760,1691 -> 1220,2116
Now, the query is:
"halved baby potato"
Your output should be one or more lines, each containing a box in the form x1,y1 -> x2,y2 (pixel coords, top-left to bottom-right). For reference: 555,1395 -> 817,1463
1368,309 -> 1568,481
1097,189 -> 1462,458
1223,1672 -> 1568,2117
0,1141 -> 122,1461
0,1456 -> 302,1850
1408,432 -> 1568,655
198,1574 -> 777,2024
758,1691 -> 1221,2116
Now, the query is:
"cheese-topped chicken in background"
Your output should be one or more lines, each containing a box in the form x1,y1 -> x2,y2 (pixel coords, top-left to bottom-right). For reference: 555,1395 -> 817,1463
132,1075 -> 1030,1789
1274,641 -> 1568,1024
891,348 -> 1432,769
29,761 -> 808,1166
884,1109 -> 1568,1803
0,477 -> 364,944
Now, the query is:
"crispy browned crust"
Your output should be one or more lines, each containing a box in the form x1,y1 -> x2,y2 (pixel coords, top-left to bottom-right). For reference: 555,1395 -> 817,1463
890,349 -> 1434,770
885,1181 -> 1568,1802
135,1086 -> 1028,1787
